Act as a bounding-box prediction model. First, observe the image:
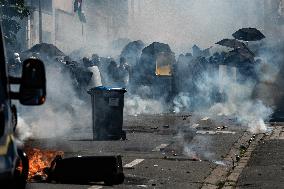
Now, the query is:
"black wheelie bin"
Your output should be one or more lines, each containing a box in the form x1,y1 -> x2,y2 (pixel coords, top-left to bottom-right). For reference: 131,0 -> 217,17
88,86 -> 127,140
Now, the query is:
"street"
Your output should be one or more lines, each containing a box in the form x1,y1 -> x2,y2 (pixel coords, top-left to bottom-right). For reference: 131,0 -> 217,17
1,1 -> 284,189
24,114 -> 265,189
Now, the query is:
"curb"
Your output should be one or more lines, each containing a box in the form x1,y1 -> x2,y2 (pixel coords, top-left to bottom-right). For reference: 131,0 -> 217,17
201,131 -> 253,189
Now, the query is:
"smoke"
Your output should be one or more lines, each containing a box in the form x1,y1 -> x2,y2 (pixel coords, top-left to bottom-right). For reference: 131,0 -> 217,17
15,116 -> 32,145
58,0 -> 274,57
208,79 -> 273,133
128,0 -> 267,53
12,1 -> 284,153
173,92 -> 191,113
17,61 -> 92,140
123,84 -> 164,115
174,65 -> 273,134
252,40 -> 284,109
178,131 -> 214,160
124,95 -> 165,115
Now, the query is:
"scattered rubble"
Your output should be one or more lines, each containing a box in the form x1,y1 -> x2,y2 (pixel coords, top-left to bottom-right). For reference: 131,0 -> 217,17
163,125 -> 170,129
201,117 -> 210,121
216,126 -> 228,130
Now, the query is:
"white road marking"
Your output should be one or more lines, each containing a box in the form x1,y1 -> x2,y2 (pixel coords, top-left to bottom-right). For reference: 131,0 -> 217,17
217,131 -> 236,134
152,143 -> 169,152
88,186 -> 103,189
124,159 -> 144,168
196,130 -> 236,135
192,123 -> 200,128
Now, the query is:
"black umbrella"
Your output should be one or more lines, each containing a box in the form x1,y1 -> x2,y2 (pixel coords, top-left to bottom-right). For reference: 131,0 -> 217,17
224,48 -> 255,65
21,43 -> 65,58
232,28 -> 265,41
216,39 -> 247,49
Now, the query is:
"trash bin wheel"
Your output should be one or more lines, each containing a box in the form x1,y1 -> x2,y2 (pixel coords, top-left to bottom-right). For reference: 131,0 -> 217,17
121,130 -> 127,140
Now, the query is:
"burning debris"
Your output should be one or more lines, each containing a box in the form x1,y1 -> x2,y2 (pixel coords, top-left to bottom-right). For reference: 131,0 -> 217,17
25,148 -> 64,181
24,148 -> 125,185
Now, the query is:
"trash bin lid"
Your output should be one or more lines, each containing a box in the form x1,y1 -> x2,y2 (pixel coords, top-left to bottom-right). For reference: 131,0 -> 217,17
88,86 -> 126,94
95,86 -> 126,91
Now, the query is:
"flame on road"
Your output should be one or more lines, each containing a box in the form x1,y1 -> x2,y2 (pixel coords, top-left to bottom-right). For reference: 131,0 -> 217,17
26,148 -> 64,180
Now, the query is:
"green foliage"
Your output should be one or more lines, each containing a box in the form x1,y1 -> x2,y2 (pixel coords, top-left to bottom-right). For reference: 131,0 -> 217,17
0,0 -> 30,44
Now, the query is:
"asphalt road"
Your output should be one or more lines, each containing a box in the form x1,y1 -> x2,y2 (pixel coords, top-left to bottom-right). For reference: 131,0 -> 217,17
237,131 -> 284,189
26,114 -> 247,189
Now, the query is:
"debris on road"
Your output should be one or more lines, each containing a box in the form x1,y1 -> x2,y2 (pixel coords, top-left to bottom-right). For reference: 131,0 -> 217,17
216,126 -> 228,130
192,123 -> 200,128
151,126 -> 159,130
212,160 -> 229,166
25,148 -> 64,181
201,117 -> 210,121
163,125 -> 170,129
152,144 -> 169,152
235,154 -> 241,162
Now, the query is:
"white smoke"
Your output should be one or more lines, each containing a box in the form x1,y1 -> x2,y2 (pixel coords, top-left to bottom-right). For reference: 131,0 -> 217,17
173,92 -> 191,113
18,61 -> 92,139
128,0 -> 266,53
124,95 -> 165,115
15,116 -> 32,145
217,74 -> 272,133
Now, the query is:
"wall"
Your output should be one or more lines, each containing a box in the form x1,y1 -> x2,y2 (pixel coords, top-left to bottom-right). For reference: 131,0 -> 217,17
24,0 -> 129,55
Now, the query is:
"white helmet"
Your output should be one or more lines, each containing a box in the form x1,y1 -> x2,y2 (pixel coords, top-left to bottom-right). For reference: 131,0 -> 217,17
14,53 -> 20,57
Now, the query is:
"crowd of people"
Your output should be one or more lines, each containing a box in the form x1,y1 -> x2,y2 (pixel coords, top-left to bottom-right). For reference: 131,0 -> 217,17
7,39 -> 261,105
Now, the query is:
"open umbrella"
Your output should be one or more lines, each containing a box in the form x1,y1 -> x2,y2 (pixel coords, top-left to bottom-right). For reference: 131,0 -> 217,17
224,48 -> 255,65
232,28 -> 265,41
21,43 -> 65,58
216,39 -> 247,49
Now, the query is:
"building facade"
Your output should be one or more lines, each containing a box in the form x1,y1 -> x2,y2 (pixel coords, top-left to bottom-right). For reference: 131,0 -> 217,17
23,0 -> 129,54
262,0 -> 284,39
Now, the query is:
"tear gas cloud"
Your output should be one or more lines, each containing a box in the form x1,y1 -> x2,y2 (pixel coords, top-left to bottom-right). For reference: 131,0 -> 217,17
60,0 -> 270,57
15,0 -> 284,142
124,95 -> 165,115
128,0 -> 267,53
173,64 -> 273,133
18,61 -> 92,140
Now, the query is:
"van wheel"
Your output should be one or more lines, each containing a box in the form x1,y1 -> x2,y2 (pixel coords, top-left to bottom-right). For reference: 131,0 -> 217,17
2,179 -> 26,189
12,149 -> 29,189
12,167 -> 27,189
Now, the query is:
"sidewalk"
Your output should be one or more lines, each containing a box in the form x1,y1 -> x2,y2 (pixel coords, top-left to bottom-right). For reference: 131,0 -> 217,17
237,126 -> 284,189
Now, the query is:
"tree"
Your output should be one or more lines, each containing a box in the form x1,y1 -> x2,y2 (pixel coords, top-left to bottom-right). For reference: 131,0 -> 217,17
0,0 -> 29,45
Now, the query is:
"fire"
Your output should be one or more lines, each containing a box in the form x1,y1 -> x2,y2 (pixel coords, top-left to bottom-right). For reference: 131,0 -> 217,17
25,148 -> 64,180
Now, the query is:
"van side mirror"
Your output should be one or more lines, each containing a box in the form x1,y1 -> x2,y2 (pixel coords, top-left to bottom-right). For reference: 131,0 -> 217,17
19,58 -> 46,105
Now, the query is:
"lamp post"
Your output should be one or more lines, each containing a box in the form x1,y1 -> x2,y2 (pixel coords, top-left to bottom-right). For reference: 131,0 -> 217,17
38,0 -> 42,43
